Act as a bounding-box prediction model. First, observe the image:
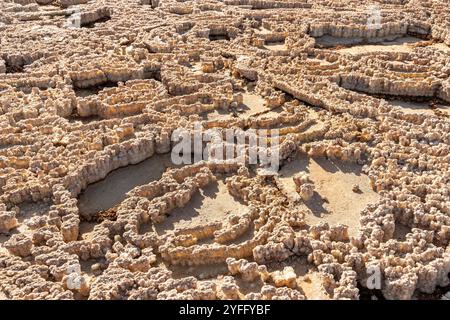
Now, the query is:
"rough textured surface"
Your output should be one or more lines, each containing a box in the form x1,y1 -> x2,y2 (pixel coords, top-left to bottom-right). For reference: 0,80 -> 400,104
0,0 -> 449,300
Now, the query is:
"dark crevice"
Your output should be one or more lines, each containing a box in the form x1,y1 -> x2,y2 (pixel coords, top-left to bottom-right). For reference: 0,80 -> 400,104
359,275 -> 450,300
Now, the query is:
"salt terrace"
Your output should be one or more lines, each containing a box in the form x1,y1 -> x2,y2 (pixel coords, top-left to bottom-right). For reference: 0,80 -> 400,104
0,0 -> 449,300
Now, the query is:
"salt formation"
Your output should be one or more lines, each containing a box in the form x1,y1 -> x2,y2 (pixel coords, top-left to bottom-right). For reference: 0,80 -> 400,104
0,0 -> 449,301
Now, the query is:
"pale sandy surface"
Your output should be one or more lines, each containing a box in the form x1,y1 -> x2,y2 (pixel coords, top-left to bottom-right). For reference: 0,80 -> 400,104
389,100 -> 450,116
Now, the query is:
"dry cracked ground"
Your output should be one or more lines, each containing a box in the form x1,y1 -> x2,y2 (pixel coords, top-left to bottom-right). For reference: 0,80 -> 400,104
0,0 -> 449,300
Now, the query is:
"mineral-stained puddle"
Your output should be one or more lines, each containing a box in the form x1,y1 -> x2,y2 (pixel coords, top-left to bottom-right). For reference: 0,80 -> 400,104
278,155 -> 380,236
77,153 -> 175,216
